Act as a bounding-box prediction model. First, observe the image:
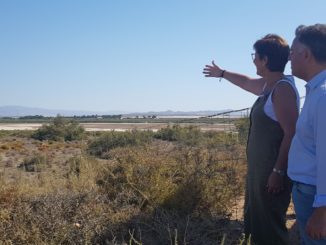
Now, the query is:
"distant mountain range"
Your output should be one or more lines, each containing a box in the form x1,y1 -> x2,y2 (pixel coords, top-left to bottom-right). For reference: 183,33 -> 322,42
0,106 -> 126,117
126,109 -> 233,117
0,106 -> 238,118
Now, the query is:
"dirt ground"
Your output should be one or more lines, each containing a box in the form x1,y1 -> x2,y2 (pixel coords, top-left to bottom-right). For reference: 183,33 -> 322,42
230,195 -> 300,244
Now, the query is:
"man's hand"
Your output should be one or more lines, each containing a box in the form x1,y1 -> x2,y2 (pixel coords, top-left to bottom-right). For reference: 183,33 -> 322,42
306,207 -> 326,240
203,61 -> 223,77
266,172 -> 284,194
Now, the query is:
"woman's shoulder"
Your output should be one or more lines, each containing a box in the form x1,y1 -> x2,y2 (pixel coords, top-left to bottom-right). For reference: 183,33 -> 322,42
275,75 -> 298,92
272,76 -> 299,102
278,75 -> 295,84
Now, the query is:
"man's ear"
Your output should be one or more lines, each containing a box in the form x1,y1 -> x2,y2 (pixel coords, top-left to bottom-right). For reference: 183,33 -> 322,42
262,56 -> 268,67
304,48 -> 313,62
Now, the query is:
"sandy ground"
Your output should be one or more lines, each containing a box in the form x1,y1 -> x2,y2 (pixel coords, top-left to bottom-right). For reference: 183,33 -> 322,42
0,123 -> 236,132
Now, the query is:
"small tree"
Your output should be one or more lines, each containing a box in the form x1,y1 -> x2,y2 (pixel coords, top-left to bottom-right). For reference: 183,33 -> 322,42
32,115 -> 85,141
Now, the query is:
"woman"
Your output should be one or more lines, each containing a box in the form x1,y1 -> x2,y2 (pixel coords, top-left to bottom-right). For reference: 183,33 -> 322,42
203,34 -> 299,245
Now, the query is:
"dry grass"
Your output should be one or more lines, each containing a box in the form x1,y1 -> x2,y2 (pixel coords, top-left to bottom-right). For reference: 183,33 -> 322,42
0,128 -> 251,244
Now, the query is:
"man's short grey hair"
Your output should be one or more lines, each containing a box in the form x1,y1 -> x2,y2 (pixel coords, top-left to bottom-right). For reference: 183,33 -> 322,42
295,24 -> 326,63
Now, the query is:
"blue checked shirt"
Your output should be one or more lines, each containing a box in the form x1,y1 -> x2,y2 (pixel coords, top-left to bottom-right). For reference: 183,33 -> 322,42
288,70 -> 326,207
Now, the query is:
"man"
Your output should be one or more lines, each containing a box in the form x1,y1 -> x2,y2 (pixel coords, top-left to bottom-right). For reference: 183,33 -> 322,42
288,24 -> 326,244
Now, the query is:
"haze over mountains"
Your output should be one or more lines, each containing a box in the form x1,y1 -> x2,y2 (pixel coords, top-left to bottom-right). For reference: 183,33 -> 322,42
0,106 -> 126,117
0,106 -> 234,118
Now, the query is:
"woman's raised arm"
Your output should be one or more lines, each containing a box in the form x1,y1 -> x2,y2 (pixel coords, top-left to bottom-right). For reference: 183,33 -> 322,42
203,60 -> 265,95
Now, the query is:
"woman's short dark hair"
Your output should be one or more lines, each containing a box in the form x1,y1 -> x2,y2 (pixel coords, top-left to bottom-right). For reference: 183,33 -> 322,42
253,34 -> 289,72
295,24 -> 326,64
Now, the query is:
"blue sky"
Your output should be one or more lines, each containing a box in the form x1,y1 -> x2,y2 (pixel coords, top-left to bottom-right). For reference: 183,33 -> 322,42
0,0 -> 325,113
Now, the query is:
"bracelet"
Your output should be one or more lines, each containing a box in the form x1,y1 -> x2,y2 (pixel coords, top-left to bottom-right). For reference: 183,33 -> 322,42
219,70 -> 226,82
273,167 -> 285,176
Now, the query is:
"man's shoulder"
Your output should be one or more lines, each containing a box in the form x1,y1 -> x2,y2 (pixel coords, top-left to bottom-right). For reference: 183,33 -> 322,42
320,78 -> 326,92
315,91 -> 326,116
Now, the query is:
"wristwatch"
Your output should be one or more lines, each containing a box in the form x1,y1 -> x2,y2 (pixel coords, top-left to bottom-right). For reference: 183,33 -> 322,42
273,167 -> 285,176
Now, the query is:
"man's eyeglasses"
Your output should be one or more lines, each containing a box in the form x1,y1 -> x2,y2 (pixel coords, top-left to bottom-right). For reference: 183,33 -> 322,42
251,53 -> 255,61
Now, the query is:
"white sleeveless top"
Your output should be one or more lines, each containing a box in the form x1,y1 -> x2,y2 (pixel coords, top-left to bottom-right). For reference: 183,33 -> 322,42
263,75 -> 300,121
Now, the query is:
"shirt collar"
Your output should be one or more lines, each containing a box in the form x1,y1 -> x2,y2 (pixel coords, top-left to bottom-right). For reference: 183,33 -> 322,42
305,70 -> 326,91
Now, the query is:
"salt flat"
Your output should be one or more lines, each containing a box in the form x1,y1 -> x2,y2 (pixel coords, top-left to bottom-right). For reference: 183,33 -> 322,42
0,123 -> 235,132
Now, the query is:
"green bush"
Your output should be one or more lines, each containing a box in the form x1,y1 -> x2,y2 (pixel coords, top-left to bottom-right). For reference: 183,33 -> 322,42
32,116 -> 85,141
87,130 -> 153,158
154,125 -> 203,146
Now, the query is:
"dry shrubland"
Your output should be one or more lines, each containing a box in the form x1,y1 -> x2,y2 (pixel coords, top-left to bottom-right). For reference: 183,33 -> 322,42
0,123 -> 249,244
